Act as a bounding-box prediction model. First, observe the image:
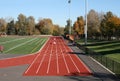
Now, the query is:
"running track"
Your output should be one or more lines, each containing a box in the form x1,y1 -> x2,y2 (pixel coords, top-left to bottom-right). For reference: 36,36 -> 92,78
0,36 -> 92,76
24,37 -> 92,76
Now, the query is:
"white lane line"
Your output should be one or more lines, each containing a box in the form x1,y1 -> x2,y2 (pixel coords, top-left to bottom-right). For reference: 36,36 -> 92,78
25,37 -> 50,74
63,45 -> 80,73
75,55 -> 92,73
56,38 -> 59,74
60,39 -> 70,73
69,45 -> 91,73
4,38 -> 37,53
25,52 -> 41,74
0,38 -> 25,44
69,55 -> 80,72
36,40 -> 50,74
46,38 -> 53,74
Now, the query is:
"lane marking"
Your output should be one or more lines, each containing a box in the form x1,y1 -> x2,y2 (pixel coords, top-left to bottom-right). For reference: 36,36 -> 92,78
56,38 -> 59,74
59,39 -> 70,73
68,54 -> 80,73
36,41 -> 50,74
69,47 -> 92,73
63,45 -> 80,73
46,38 -> 53,74
25,37 -> 50,74
76,55 -> 93,73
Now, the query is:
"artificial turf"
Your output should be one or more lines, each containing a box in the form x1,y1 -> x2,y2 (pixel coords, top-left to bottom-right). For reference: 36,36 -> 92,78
0,36 -> 48,54
76,39 -> 120,62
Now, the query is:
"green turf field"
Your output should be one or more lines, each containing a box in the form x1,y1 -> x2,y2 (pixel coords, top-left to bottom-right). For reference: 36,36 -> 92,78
76,39 -> 120,62
0,36 -> 48,54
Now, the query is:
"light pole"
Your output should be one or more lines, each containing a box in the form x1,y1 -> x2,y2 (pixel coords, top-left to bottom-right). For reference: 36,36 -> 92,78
85,0 -> 88,45
68,0 -> 71,35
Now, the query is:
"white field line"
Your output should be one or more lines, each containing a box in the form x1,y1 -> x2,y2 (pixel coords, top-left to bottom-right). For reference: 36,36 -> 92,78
56,39 -> 59,74
90,56 -> 115,75
36,40 -> 50,74
34,38 -> 49,54
60,39 -> 70,73
30,39 -> 44,53
4,38 -> 37,53
35,39 -> 41,44
0,38 -> 48,61
25,37 -> 50,74
46,39 -> 53,74
30,38 -> 39,45
0,38 -> 25,44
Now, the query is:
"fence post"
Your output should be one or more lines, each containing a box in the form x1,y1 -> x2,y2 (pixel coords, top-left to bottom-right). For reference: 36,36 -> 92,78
112,60 -> 114,73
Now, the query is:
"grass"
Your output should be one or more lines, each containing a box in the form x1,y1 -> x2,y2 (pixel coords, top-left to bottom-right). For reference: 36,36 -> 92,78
0,36 -> 48,54
76,39 -> 120,62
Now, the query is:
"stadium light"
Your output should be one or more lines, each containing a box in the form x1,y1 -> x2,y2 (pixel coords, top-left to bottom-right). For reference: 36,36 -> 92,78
85,0 -> 88,45
68,0 -> 71,35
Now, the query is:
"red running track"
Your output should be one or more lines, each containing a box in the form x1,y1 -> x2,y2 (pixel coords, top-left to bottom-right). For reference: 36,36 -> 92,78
24,36 -> 92,76
0,54 -> 37,68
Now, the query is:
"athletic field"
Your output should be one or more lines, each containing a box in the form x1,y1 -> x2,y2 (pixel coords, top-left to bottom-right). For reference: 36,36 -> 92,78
0,36 -> 119,81
0,36 -> 48,54
0,36 -> 92,76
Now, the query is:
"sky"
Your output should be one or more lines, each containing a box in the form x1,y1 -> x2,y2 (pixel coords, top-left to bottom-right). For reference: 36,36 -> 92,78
0,0 -> 120,27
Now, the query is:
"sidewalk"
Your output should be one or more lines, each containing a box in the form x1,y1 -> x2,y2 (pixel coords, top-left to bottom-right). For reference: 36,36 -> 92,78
68,42 -> 120,81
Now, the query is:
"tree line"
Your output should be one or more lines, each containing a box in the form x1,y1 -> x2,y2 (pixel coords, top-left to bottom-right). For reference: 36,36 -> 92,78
0,13 -> 64,36
64,9 -> 120,40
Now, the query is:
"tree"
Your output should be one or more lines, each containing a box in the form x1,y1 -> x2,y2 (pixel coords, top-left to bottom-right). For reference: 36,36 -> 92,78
106,15 -> 120,39
59,27 -> 64,35
37,18 -> 54,35
17,14 -> 27,35
14,21 -> 20,35
73,16 -> 84,37
0,18 -> 7,32
26,16 -> 35,35
87,9 -> 100,38
7,20 -> 16,35
100,11 -> 114,40
64,19 -> 73,35
52,25 -> 60,36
